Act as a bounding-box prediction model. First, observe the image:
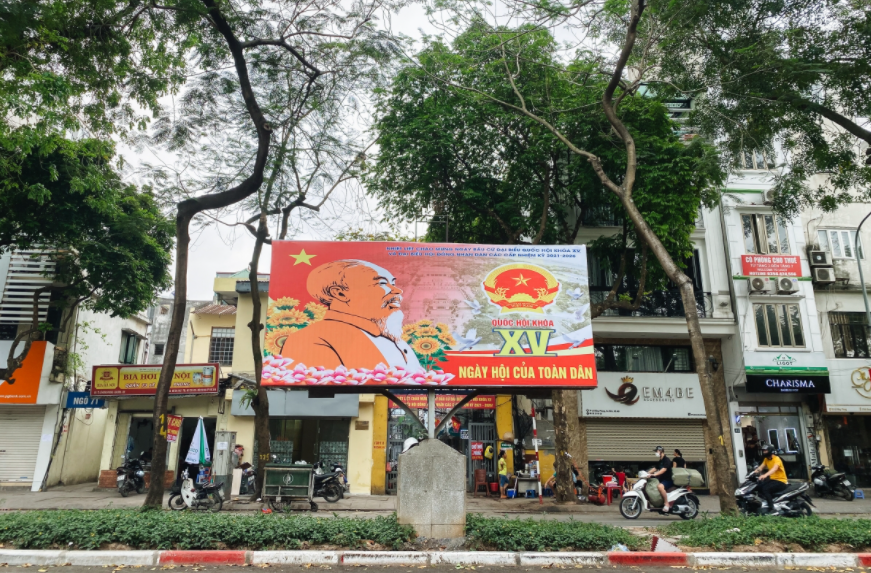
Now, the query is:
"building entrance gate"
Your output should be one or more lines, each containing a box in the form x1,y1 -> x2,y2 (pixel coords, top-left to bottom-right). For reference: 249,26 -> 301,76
386,417 -> 497,493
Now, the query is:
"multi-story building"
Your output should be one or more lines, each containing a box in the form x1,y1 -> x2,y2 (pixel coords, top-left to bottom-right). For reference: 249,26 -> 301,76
0,250 -> 151,490
145,297 -> 209,365
800,178 -> 871,489
719,168 -> 829,484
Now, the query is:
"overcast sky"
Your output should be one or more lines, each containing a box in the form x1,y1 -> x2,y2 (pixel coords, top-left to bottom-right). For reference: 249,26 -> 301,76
153,1 -> 590,299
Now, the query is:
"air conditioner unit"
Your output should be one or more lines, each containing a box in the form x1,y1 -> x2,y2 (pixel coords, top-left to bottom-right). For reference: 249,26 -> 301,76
808,250 -> 832,267
813,267 -> 836,285
776,277 -> 799,294
749,276 -> 772,293
763,189 -> 778,204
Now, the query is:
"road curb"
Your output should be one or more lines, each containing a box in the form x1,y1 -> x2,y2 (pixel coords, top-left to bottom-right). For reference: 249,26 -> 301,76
2,550 -> 871,567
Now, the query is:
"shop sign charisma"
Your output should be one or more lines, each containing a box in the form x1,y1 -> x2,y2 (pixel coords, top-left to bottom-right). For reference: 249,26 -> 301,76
745,374 -> 831,394
260,241 -> 596,389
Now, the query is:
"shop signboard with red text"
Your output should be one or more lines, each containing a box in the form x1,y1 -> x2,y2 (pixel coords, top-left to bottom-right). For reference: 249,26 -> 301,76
740,254 -> 802,277
261,241 -> 596,389
91,364 -> 219,396
388,394 -> 496,410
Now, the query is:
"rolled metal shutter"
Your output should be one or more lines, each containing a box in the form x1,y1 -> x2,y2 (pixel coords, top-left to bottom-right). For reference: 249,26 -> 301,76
0,406 -> 45,482
586,419 -> 707,462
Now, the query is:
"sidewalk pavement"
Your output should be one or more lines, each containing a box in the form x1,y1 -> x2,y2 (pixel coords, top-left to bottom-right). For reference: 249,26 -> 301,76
2,482 -> 870,518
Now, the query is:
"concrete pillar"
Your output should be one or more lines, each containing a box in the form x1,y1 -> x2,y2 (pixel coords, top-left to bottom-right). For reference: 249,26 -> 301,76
397,439 -> 465,538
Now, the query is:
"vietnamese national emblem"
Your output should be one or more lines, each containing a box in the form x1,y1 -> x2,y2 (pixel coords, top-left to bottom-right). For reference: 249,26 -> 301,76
482,263 -> 560,314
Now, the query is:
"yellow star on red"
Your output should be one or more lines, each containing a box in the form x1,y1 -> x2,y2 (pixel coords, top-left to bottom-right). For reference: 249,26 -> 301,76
514,273 -> 530,286
290,249 -> 316,265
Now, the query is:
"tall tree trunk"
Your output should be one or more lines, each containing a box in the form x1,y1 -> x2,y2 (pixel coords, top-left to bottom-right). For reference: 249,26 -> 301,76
552,389 -> 582,503
143,0 -> 276,508
619,197 -> 738,512
248,214 -> 270,497
144,212 -> 192,508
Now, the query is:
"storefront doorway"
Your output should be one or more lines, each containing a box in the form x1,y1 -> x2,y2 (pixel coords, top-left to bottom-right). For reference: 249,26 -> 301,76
175,417 -> 217,479
825,415 -> 871,487
259,418 -> 350,469
737,406 -> 807,479
385,404 -> 496,493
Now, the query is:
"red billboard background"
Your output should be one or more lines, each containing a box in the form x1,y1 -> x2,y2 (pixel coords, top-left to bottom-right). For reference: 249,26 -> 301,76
262,241 -> 596,389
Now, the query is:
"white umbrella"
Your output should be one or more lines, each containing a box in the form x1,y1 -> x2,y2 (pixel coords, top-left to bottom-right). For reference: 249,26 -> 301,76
185,417 -> 211,465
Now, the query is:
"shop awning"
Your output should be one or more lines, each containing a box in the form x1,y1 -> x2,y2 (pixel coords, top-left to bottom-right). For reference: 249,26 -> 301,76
230,389 -> 359,417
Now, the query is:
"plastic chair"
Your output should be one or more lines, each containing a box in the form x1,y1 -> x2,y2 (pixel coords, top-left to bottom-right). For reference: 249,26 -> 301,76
616,472 -> 626,488
604,482 -> 622,505
473,469 -> 488,497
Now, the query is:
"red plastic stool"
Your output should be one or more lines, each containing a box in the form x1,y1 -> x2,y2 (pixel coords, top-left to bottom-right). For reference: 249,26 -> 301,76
604,484 -> 622,505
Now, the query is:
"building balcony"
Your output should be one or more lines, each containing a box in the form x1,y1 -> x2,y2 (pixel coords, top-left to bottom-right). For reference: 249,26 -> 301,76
591,288 -> 714,319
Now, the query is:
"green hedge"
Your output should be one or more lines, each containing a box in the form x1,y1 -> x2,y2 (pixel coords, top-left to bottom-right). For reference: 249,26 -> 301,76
0,510 -> 415,550
465,515 -> 642,551
660,515 -> 871,550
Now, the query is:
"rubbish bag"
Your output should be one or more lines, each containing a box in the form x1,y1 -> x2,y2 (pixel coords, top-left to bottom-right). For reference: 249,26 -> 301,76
645,477 -> 664,507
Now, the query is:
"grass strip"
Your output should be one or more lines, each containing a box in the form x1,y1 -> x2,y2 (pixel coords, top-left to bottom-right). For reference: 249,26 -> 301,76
659,515 -> 871,551
0,510 -> 415,550
465,514 -> 644,551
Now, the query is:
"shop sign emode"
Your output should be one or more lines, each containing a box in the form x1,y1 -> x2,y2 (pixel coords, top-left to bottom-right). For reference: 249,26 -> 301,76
581,372 -> 706,418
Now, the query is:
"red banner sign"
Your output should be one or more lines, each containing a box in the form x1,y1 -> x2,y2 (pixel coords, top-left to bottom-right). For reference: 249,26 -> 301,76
166,415 -> 183,443
471,442 -> 484,460
389,394 -> 496,410
741,254 -> 802,277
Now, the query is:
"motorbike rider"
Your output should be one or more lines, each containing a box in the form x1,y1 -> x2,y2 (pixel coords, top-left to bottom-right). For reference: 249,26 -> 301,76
649,446 -> 674,512
751,443 -> 789,514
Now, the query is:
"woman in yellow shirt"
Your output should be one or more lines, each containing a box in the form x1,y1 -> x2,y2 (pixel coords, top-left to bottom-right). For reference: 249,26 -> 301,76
751,444 -> 788,514
498,451 -> 509,499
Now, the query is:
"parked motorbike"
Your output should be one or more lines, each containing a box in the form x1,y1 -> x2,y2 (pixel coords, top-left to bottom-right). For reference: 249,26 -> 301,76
734,472 -> 814,516
168,467 -> 224,512
321,460 -> 349,493
619,471 -> 700,520
811,464 -> 855,500
313,461 -> 344,503
116,453 -> 147,497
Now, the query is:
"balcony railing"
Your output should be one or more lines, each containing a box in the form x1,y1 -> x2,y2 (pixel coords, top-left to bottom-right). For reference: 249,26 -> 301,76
590,288 -> 714,318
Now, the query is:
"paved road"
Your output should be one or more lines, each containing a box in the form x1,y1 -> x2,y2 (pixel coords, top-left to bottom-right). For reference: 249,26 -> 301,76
2,566 -> 860,573
2,482 -> 868,526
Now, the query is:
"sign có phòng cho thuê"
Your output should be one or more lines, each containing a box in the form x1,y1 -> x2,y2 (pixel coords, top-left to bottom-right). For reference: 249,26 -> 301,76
262,241 -> 596,389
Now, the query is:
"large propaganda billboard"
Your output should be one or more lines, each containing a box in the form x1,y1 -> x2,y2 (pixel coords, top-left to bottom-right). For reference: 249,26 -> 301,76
261,241 -> 595,389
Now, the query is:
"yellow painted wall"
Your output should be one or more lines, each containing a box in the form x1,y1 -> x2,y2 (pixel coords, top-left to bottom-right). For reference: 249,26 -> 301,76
525,449 -> 555,486
101,396 -> 220,471
186,313 -> 236,371
371,395 -> 388,494
231,292 -> 268,375
225,390 -> 256,461
495,394 -> 514,474
347,398 -> 374,494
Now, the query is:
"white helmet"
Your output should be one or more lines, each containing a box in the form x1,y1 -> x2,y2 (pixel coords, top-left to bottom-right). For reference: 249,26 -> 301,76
402,438 -> 419,453
637,470 -> 649,478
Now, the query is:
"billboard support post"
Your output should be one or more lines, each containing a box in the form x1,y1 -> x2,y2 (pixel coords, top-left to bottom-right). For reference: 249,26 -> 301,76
433,391 -> 483,435
531,405 -> 543,505
380,390 -> 427,434
427,390 -> 436,439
